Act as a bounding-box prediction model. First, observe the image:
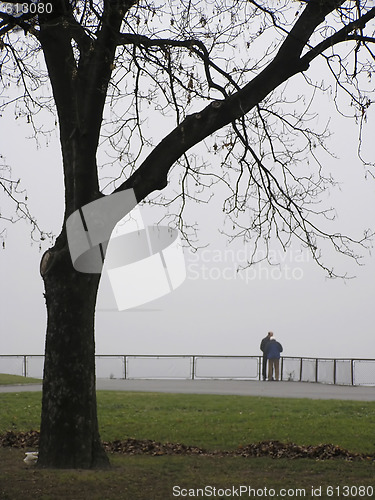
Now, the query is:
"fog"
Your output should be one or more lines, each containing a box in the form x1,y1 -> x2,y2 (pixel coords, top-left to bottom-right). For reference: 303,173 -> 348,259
1,72 -> 374,363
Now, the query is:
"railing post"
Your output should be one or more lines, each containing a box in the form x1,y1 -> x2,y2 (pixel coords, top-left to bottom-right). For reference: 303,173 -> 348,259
333,359 -> 337,385
351,359 -> 354,386
123,356 -> 127,380
299,358 -> 303,382
23,355 -> 27,377
191,356 -> 195,380
315,358 -> 318,383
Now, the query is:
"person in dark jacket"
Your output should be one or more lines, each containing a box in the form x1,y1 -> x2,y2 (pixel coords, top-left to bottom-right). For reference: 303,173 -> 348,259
260,331 -> 273,381
266,337 -> 283,381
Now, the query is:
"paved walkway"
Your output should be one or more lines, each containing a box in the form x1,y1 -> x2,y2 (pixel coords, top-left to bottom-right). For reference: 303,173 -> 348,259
0,379 -> 374,400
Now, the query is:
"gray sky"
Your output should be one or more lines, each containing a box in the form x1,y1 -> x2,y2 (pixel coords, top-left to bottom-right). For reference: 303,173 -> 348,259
1,96 -> 374,361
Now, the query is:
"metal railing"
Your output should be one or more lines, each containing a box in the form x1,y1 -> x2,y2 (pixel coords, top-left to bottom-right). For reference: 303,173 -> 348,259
1,355 -> 374,386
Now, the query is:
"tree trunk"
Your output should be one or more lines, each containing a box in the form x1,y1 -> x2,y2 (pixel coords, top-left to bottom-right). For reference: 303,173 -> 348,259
38,243 -> 109,469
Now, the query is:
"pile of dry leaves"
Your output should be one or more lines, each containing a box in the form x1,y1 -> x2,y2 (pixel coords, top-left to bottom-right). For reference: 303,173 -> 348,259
1,431 -> 373,462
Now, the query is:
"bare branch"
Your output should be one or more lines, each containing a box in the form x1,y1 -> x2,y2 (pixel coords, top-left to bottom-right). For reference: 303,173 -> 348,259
301,7 -> 375,68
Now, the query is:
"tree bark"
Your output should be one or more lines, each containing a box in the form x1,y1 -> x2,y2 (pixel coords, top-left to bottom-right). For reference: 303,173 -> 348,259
36,2 -> 122,467
38,243 -> 109,468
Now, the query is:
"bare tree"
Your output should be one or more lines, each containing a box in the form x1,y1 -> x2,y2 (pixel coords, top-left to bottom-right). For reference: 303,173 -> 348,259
0,0 -> 374,468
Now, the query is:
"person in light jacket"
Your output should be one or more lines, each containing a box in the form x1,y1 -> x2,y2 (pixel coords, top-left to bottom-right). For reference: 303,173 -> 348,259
266,337 -> 283,381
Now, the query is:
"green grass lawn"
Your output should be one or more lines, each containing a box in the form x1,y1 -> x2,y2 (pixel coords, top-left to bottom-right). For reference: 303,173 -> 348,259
97,391 -> 375,453
0,389 -> 374,499
1,448 -> 374,500
1,390 -> 374,453
0,373 -> 42,385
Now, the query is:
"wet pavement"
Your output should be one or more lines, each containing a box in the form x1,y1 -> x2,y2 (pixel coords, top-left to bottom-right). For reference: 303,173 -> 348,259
1,378 -> 374,400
